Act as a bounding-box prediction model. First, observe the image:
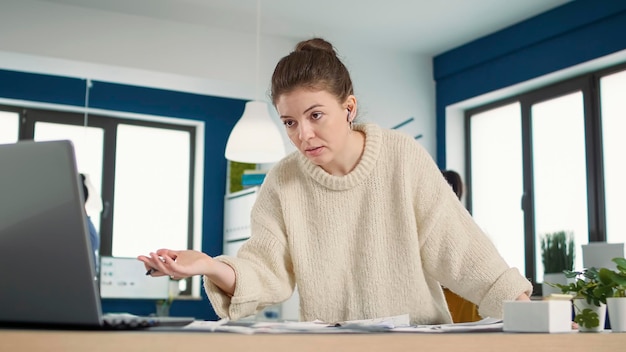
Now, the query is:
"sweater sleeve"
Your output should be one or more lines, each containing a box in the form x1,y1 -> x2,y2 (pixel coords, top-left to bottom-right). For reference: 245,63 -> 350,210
409,142 -> 532,319
203,170 -> 295,320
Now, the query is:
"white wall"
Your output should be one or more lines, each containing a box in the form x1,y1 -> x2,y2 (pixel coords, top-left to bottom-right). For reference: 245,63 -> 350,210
0,0 -> 436,155
342,44 -> 435,153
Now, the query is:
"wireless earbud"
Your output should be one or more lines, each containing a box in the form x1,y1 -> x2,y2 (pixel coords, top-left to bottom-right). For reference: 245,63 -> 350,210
346,108 -> 354,130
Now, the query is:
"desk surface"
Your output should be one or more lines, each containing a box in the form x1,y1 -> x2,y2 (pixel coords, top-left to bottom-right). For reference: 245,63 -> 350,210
1,329 -> 625,352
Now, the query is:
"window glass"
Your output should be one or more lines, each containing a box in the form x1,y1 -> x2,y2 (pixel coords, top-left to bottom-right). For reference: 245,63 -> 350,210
600,69 -> 626,245
0,111 -> 19,144
531,92 -> 588,280
470,102 -> 525,273
34,122 -> 105,229
113,124 -> 191,257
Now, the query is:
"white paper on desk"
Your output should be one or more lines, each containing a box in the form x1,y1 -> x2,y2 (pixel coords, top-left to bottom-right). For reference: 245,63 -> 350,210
249,320 -> 343,334
337,313 -> 411,328
183,319 -> 340,334
183,319 -> 256,334
248,314 -> 411,333
392,317 -> 503,333
182,315 -> 410,334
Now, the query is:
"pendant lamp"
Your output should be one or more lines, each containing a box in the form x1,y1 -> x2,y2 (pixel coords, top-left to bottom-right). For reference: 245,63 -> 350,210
224,0 -> 285,164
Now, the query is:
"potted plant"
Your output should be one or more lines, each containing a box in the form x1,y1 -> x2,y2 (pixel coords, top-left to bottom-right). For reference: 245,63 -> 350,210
155,279 -> 181,317
551,267 -> 612,332
541,231 -> 575,296
599,257 -> 626,332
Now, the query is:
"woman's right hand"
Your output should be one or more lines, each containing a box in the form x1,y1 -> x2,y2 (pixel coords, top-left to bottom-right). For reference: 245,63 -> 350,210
138,248 -> 236,295
138,249 -> 212,280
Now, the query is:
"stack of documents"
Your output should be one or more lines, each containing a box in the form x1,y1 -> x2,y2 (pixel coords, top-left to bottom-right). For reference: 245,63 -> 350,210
183,315 -> 503,334
393,317 -> 503,333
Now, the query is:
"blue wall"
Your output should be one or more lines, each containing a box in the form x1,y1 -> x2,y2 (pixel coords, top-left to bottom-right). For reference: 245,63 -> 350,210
433,0 -> 626,168
0,68 -> 245,320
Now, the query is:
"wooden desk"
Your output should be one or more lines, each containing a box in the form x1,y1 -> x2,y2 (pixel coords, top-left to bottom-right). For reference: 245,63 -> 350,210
1,329 -> 625,352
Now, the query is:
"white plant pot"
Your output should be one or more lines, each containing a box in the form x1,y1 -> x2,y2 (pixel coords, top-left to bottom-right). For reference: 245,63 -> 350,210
607,297 -> 626,332
542,272 -> 573,297
573,298 -> 606,332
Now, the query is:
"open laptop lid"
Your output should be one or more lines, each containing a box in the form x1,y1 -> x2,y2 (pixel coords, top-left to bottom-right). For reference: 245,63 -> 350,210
0,140 -> 102,327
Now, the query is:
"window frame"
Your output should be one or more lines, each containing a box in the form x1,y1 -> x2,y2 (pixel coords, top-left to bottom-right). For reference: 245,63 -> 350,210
8,105 -> 197,296
464,61 -> 626,294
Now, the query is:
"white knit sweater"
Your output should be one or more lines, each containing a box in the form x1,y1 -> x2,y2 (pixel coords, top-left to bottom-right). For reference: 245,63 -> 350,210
205,123 -> 532,324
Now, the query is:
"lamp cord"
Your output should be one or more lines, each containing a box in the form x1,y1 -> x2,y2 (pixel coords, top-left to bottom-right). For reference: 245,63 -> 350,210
255,0 -> 260,101
84,78 -> 92,127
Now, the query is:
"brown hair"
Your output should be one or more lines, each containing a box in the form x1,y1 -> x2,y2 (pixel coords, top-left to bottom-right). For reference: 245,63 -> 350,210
270,38 -> 354,106
442,170 -> 463,200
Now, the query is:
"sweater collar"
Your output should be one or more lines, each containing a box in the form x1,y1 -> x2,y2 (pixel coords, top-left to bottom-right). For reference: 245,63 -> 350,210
296,123 -> 382,191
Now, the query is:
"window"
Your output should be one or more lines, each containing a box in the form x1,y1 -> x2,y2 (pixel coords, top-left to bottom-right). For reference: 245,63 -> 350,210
469,103 -> 524,271
531,92 -> 589,281
112,124 -> 191,257
34,121 -> 105,229
6,106 -> 200,296
466,63 -> 626,292
600,69 -> 626,244
0,110 -> 19,144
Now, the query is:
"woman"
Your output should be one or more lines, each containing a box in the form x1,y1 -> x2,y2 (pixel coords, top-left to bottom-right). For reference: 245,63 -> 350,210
139,38 -> 532,325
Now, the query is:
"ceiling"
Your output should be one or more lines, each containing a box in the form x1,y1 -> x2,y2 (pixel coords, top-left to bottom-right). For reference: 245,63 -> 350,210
40,0 -> 571,55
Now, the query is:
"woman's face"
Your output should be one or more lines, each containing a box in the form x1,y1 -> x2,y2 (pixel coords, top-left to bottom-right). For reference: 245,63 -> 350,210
276,88 -> 355,171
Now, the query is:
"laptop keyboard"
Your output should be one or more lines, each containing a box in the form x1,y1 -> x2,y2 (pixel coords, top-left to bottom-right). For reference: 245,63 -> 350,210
102,313 -> 194,329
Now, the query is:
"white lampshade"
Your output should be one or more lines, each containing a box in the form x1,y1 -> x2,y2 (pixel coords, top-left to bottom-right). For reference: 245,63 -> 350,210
225,101 -> 286,163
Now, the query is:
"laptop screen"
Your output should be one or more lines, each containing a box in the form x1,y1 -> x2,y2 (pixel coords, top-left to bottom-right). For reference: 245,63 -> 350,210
0,140 -> 102,326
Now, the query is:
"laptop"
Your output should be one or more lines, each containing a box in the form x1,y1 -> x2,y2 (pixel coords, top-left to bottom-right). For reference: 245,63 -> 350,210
0,140 -> 194,329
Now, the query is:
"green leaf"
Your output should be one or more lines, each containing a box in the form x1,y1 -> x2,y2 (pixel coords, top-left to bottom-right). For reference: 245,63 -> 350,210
563,270 -> 580,279
598,268 -> 615,285
574,309 -> 600,329
611,273 -> 626,286
613,257 -> 626,273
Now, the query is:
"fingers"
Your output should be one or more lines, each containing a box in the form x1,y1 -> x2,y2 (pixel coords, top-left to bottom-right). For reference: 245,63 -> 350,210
139,249 -> 190,279
137,255 -> 150,266
160,254 -> 185,280
156,248 -> 178,260
137,255 -> 157,272
142,252 -> 166,276
149,252 -> 167,267
139,251 -> 178,277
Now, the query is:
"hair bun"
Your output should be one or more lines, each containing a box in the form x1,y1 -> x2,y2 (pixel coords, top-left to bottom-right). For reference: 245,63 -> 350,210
295,38 -> 335,54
